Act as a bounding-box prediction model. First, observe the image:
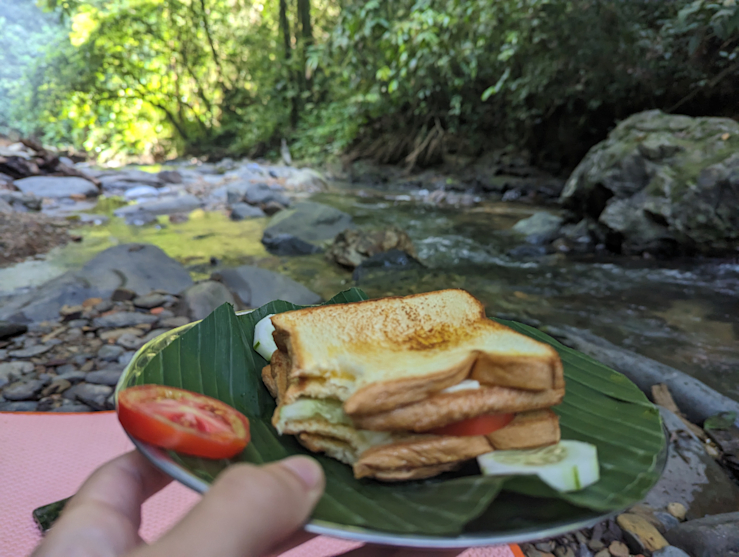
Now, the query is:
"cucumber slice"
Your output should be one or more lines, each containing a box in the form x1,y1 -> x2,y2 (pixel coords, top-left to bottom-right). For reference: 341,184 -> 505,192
253,314 -> 277,361
477,440 -> 600,492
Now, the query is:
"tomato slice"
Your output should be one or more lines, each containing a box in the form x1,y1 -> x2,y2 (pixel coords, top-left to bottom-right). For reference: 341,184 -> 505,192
428,413 -> 515,437
117,385 -> 250,459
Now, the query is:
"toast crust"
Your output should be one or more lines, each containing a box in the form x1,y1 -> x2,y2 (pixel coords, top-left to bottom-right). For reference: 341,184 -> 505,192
471,352 -> 564,391
351,386 -> 565,432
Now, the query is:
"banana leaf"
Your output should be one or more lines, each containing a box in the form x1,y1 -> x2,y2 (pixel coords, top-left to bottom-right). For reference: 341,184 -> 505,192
118,288 -> 665,536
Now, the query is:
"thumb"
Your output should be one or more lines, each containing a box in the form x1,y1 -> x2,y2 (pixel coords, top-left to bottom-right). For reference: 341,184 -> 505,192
134,456 -> 325,557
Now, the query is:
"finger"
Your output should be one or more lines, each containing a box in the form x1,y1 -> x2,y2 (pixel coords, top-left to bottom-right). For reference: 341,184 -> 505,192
262,529 -> 316,557
32,451 -> 172,557
134,455 -> 324,557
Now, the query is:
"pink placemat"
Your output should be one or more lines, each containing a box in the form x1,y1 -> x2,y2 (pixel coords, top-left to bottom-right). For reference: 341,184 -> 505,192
0,411 -> 520,557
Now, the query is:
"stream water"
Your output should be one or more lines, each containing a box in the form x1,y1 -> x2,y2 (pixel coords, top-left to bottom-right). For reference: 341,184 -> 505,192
2,180 -> 738,401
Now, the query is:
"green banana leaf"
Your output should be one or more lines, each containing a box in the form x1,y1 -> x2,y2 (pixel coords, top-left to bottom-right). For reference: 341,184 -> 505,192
119,288 -> 665,536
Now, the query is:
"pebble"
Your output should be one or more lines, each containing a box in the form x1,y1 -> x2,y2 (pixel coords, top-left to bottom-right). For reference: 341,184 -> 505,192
73,383 -> 113,410
587,540 -> 605,551
160,316 -> 190,328
67,319 -> 89,328
51,403 -> 93,412
69,354 -> 91,366
536,542 -> 556,553
667,502 -> 687,521
117,333 -> 145,350
554,546 -> 574,557
617,513 -> 668,553
111,288 -> 136,301
98,344 -> 125,361
95,300 -> 114,313
41,379 -> 71,396
0,361 -> 35,379
80,360 -> 94,372
0,349 -> 7,361
99,327 -> 143,341
3,379 -> 45,400
118,351 -> 135,366
652,548 -> 690,557
85,370 -> 123,386
655,512 -> 681,531
93,312 -> 158,329
8,345 -> 52,358
593,551 -> 609,557
140,328 -> 169,343
56,371 -> 87,384
608,541 -> 629,557
133,293 -> 168,309
574,543 -> 592,557
106,393 -> 116,409
55,364 -> 77,375
0,400 -> 39,411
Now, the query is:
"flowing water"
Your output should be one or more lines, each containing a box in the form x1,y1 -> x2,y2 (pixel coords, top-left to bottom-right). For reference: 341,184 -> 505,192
2,181 -> 737,401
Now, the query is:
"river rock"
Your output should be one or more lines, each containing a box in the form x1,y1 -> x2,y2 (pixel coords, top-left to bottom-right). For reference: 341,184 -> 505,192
178,281 -> 237,320
262,201 -> 354,255
3,379 -> 45,400
132,293 -> 168,309
0,190 -> 42,211
664,512 -> 739,557
230,203 -> 266,220
0,401 -> 38,411
352,249 -> 426,284
327,227 -> 417,269
0,198 -> 12,213
93,311 -> 158,329
8,344 -> 52,358
14,176 -> 99,199
285,168 -> 327,192
0,321 -> 27,340
214,266 -> 321,308
97,344 -> 125,362
158,170 -> 182,184
114,194 -> 202,221
71,383 -> 113,410
85,369 -> 123,386
561,110 -> 739,255
124,185 -> 159,199
0,244 -> 193,323
512,212 -> 564,244
98,169 -> 162,190
227,181 -> 290,207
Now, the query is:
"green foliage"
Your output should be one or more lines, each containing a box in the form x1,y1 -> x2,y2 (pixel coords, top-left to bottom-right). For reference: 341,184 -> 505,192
10,0 -> 739,164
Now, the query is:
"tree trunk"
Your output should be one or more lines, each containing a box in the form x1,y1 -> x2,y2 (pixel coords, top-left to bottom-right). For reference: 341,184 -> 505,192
279,0 -> 291,61
298,0 -> 312,46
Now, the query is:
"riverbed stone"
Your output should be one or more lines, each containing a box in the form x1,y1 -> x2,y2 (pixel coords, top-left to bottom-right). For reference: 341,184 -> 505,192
0,244 -> 193,323
178,281 -> 237,320
72,383 -> 113,410
14,176 -> 99,199
114,194 -> 202,221
97,344 -> 125,361
85,369 -> 123,386
230,203 -> 266,220
132,293 -> 168,309
214,266 -> 321,308
284,168 -> 327,191
664,512 -> 739,557
561,110 -> 739,255
0,198 -> 13,213
327,227 -> 417,269
8,344 -> 52,358
261,201 -> 354,255
98,169 -> 162,189
0,362 -> 35,386
56,371 -> 87,384
3,379 -> 45,400
512,212 -> 564,244
0,400 -> 39,411
93,312 -> 158,329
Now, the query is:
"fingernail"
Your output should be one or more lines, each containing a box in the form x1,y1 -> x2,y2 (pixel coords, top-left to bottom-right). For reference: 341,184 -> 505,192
279,456 -> 323,491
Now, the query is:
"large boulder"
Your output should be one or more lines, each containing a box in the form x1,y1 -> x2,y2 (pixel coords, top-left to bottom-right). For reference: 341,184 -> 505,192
665,512 -> 739,557
326,227 -> 417,269
0,244 -> 193,323
227,181 -> 290,208
561,110 -> 739,255
213,266 -> 321,308
284,168 -> 327,192
14,176 -> 98,199
261,201 -> 354,255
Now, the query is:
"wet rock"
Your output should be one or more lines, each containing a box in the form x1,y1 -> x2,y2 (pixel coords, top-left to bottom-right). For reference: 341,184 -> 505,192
133,293 -> 168,309
117,333 -> 145,350
285,168 -> 327,192
123,185 -> 159,199
617,513 -> 668,553
561,110 -> 739,255
261,201 -> 354,255
178,281 -> 236,320
14,176 -> 98,199
351,249 -> 425,284
85,370 -> 123,386
51,403 -> 93,412
99,327 -> 143,342
0,361 -> 35,384
214,266 -> 321,308
664,512 -> 739,557
0,400 -> 38,411
607,541 -> 629,557
98,169 -> 162,189
3,379 -> 45,400
97,344 -> 125,361
93,312 -> 157,329
512,212 -> 564,244
0,321 -> 27,340
157,170 -> 182,184
327,227 -> 417,269
230,203 -> 266,220
227,181 -> 290,207
41,378 -> 71,396
644,407 -> 739,517
113,194 -> 202,220
0,244 -> 193,323
118,351 -> 135,366
72,383 -> 113,410
507,244 -> 550,259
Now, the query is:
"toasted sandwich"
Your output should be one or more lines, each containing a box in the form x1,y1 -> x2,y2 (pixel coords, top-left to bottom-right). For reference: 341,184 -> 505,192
260,289 -> 564,481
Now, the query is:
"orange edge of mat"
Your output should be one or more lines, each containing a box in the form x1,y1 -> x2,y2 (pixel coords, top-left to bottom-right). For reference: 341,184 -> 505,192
509,545 -> 525,557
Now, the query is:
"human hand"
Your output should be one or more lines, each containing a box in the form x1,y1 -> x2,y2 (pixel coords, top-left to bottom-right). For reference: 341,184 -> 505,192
32,450 -> 325,557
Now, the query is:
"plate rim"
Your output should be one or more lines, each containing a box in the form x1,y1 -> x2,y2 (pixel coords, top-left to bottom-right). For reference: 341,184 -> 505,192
115,311 -> 667,548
